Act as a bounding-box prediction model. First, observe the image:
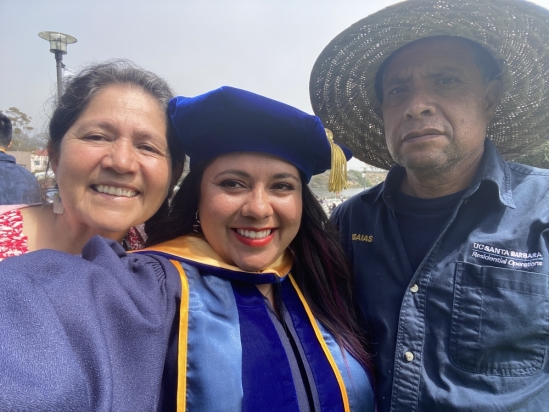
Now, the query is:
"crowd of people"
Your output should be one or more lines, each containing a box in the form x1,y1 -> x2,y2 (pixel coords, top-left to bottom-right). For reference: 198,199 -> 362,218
318,196 -> 347,216
1,0 -> 549,410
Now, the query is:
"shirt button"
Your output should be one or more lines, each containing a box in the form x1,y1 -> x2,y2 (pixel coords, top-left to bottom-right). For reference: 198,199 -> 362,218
405,351 -> 414,362
410,284 -> 419,293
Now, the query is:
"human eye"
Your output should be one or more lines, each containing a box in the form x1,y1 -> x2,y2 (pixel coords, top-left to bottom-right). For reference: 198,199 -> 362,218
437,76 -> 459,85
83,133 -> 108,142
383,85 -> 408,103
271,182 -> 295,191
138,143 -> 164,155
219,179 -> 245,189
388,86 -> 406,95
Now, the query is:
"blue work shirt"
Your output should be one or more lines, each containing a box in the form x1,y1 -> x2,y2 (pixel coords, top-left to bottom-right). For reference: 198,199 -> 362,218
0,151 -> 43,205
331,140 -> 549,411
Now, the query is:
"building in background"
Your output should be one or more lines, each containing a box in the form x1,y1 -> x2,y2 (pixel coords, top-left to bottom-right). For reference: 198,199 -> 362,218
8,151 -> 33,171
31,149 -> 49,173
7,150 -> 49,173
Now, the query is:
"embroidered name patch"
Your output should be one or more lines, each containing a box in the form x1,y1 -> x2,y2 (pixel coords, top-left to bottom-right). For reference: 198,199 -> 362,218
471,242 -> 543,268
352,234 -> 373,242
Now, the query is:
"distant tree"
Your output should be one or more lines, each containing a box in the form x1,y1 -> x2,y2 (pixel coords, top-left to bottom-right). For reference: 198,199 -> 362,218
0,107 -> 46,151
348,169 -> 373,188
308,171 -> 330,189
32,132 -> 49,152
514,142 -> 549,169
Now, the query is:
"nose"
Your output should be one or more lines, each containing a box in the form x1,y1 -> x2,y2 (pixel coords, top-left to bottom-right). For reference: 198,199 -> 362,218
101,139 -> 139,174
404,86 -> 436,120
241,187 -> 273,220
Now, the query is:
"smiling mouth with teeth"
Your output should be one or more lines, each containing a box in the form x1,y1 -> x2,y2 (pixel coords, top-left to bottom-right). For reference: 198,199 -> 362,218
236,229 -> 272,239
93,184 -> 137,198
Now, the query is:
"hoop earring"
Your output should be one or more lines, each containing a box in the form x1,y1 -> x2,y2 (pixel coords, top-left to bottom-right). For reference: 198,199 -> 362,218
192,210 -> 202,233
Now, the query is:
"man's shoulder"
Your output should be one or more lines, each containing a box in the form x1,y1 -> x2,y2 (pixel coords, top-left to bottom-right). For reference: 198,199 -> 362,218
481,159 -> 549,210
507,161 -> 549,178
19,165 -> 38,181
0,162 -> 38,181
0,152 -> 16,163
0,162 -> 42,204
506,161 -> 549,194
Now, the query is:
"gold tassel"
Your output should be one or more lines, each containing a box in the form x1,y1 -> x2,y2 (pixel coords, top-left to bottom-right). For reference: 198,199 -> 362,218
326,128 -> 349,193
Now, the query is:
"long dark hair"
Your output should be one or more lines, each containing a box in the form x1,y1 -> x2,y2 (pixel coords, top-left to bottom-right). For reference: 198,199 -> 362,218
291,186 -> 372,372
145,160 -> 372,371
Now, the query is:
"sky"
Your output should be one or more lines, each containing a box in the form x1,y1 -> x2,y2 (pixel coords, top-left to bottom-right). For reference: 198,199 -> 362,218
3,0 -> 549,171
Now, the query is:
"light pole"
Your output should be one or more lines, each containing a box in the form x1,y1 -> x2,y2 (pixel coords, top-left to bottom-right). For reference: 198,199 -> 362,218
38,31 -> 77,102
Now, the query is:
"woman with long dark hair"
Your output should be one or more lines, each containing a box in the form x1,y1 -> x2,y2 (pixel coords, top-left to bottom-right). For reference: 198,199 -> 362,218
146,148 -> 369,376
141,86 -> 374,411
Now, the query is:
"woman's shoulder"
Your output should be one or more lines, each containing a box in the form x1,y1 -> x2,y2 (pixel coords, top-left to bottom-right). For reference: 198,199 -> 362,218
0,204 -> 28,215
0,235 -> 182,305
82,236 -> 182,285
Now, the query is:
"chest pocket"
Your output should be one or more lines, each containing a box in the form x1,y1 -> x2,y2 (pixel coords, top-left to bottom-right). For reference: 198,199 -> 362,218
449,262 -> 549,376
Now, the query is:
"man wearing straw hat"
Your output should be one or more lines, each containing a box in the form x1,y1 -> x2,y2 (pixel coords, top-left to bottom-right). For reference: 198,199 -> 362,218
310,0 -> 549,410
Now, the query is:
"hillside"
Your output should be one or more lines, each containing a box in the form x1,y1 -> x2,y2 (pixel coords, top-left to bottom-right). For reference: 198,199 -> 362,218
308,169 -> 387,189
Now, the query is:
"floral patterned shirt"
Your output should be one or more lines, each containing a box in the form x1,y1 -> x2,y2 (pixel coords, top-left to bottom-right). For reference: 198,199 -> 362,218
0,209 -> 27,260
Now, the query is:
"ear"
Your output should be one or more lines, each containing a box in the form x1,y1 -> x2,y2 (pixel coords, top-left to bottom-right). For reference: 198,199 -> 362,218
47,144 -> 58,174
50,157 -> 58,175
484,78 -> 502,123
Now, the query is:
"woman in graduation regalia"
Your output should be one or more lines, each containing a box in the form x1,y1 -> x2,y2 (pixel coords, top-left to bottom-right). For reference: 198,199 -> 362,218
140,86 -> 375,411
0,86 -> 374,412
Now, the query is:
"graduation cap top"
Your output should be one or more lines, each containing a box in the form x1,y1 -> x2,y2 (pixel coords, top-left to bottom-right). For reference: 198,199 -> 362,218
169,86 -> 352,192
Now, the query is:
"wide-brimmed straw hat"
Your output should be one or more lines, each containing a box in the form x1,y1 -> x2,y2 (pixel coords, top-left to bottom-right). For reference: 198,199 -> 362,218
310,0 -> 549,169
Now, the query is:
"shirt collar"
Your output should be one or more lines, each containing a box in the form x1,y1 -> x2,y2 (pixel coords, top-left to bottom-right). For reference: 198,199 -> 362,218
359,165 -> 405,210
0,151 -> 15,162
465,139 -> 515,208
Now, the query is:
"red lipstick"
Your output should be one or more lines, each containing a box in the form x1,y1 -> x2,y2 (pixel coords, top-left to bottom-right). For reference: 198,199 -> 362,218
233,229 -> 275,247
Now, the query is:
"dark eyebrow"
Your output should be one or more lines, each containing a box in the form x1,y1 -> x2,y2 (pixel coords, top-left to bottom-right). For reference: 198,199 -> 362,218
272,172 -> 300,182
73,120 -> 165,141
72,120 -> 115,133
214,169 -> 251,179
214,169 -> 300,182
384,66 -> 465,86
428,67 -> 464,77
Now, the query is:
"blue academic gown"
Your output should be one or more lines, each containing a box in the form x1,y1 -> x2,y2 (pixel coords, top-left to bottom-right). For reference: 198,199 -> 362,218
139,235 -> 374,412
0,235 -> 374,411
